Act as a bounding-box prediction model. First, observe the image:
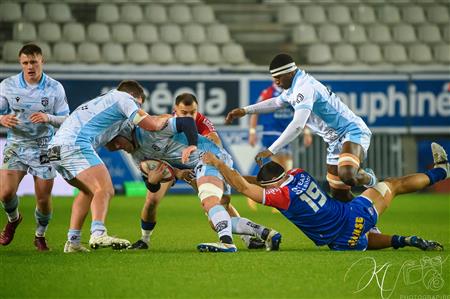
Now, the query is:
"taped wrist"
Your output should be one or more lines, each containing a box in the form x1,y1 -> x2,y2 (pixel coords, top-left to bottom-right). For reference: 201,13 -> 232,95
142,175 -> 161,193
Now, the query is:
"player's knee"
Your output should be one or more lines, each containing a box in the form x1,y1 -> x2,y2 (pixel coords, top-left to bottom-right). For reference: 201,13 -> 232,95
338,168 -> 358,186
198,183 -> 223,203
337,153 -> 360,186
0,187 -> 16,201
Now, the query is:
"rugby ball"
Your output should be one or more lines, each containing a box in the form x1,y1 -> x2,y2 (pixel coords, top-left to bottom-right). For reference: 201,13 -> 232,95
140,159 -> 175,182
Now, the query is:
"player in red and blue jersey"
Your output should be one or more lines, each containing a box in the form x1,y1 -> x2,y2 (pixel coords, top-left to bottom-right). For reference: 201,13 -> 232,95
202,143 -> 448,251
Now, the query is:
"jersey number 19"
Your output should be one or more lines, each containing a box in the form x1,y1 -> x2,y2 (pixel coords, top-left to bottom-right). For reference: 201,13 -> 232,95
299,181 -> 326,212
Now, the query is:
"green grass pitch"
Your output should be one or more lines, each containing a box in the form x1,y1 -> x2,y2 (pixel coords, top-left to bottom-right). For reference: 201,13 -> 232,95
0,193 -> 449,299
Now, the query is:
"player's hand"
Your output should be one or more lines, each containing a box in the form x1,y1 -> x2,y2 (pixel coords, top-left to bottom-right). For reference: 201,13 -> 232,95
181,145 -> 197,164
0,114 -> 19,128
174,169 -> 195,183
146,162 -> 168,184
29,112 -> 49,123
225,108 -> 246,125
248,130 -> 257,147
255,149 -> 273,166
202,151 -> 219,167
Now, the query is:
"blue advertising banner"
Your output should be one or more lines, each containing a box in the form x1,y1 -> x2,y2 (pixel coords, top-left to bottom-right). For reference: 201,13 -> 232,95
249,74 -> 450,133
58,76 -> 240,125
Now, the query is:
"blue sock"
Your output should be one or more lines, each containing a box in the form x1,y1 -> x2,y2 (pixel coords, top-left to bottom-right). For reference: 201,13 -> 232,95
141,219 -> 156,231
90,220 -> 106,236
1,195 -> 19,222
391,235 -> 406,249
68,229 -> 81,245
424,168 -> 447,185
35,209 -> 52,237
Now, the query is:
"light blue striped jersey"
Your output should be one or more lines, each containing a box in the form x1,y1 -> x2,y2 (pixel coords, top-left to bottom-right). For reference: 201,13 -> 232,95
0,72 -> 69,146
127,118 -> 224,169
50,89 -> 139,149
279,69 -> 370,144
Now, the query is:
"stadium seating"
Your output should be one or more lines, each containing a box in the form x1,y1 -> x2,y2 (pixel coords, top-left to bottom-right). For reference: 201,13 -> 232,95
144,4 -> 168,24
53,42 -> 76,63
38,23 -> 62,43
48,3 -> 73,23
183,24 -> 207,44
78,42 -> 101,64
0,2 -> 21,22
23,2 -> 46,22
198,43 -> 222,64
408,44 -> 433,64
13,22 -> 37,42
191,5 -> 216,24
135,24 -> 159,44
102,42 -> 125,64
111,23 -> 134,43
150,43 -> 174,64
307,44 -> 332,64
174,43 -> 198,64
0,1 -> 447,67
2,41 -> 22,62
96,4 -> 120,24
126,42 -> 150,64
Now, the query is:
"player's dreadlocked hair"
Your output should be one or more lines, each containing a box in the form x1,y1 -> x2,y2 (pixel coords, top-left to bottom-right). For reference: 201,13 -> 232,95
257,161 -> 286,186
175,93 -> 198,106
269,53 -> 297,77
117,80 -> 146,102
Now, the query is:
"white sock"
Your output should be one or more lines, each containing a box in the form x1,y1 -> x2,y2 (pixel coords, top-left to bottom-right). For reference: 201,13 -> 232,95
141,229 -> 153,244
231,217 -> 266,239
208,205 -> 232,241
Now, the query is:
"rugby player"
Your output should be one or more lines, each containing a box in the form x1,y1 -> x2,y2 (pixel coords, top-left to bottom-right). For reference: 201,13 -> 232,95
106,117 -> 282,252
47,80 -> 179,253
202,143 -> 447,251
128,93 -> 266,250
0,44 -> 69,251
227,53 -> 377,202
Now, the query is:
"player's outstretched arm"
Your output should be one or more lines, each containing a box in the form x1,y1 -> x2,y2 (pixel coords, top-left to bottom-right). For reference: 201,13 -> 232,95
134,110 -> 171,131
202,152 -> 264,203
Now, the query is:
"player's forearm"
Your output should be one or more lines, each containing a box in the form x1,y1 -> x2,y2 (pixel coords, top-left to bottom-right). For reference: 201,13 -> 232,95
207,132 -> 222,147
268,109 -> 310,154
46,114 -> 67,127
175,117 -> 198,146
215,160 -> 249,194
243,97 -> 283,114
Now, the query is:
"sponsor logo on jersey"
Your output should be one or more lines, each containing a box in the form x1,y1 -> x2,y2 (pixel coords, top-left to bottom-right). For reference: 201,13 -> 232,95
295,93 -> 304,104
15,97 -> 20,102
348,217 -> 365,247
41,97 -> 49,107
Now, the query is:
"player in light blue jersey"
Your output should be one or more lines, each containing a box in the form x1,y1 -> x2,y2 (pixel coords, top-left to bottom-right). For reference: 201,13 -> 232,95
0,44 -> 69,251
203,142 -> 448,251
227,54 -> 376,202
106,117 -> 281,252
47,80 -> 179,253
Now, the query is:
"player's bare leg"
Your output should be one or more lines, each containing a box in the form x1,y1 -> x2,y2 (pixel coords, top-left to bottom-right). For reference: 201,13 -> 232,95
130,181 -> 172,250
0,170 -> 26,246
33,176 -> 53,251
221,195 -> 268,250
197,176 -> 236,252
338,142 -> 376,187
326,164 -> 354,202
65,164 -> 130,251
363,143 -> 448,251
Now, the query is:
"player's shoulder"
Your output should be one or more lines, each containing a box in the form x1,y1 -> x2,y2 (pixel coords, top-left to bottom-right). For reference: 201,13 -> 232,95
0,74 -> 19,87
44,75 -> 66,93
287,168 -> 304,176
